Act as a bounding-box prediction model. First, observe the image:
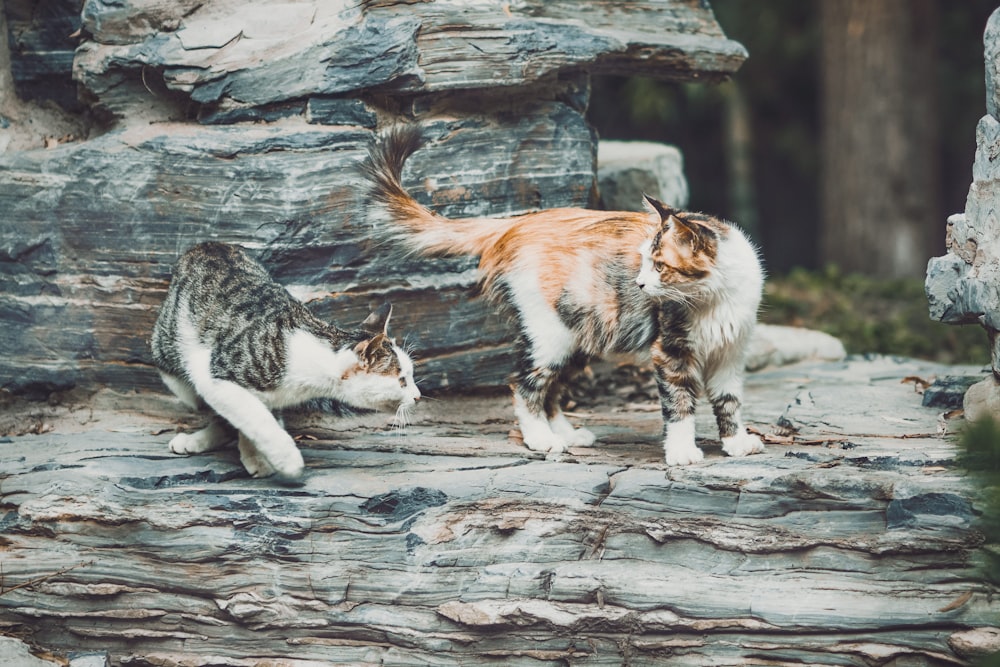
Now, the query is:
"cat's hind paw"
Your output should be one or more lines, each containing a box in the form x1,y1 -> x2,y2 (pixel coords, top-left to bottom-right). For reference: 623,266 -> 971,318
169,427 -> 227,455
722,430 -> 765,458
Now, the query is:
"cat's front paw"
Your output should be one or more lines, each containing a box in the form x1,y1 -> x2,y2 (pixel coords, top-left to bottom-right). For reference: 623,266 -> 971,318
521,431 -> 568,455
662,417 -> 702,465
272,450 -> 305,485
549,418 -> 597,448
722,430 -> 765,458
664,443 -> 704,466
240,448 -> 276,478
567,427 -> 597,448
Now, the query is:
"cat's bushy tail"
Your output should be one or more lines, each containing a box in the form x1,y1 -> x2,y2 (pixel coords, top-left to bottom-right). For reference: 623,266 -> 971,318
360,125 -> 509,257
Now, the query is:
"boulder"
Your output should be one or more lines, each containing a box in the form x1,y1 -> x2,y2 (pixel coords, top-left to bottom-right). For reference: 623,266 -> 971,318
597,140 -> 689,211
926,7 -> 1000,417
0,0 -> 747,396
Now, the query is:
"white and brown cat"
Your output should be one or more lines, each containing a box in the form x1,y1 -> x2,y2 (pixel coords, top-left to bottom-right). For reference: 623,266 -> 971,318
151,242 -> 421,483
360,126 -> 764,465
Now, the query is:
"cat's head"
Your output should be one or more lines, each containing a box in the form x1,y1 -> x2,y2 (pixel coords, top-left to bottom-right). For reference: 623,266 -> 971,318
635,194 -> 724,299
342,303 -> 421,413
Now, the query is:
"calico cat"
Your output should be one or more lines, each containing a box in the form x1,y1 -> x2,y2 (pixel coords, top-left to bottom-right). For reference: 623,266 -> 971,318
150,242 -> 421,482
361,126 -> 764,465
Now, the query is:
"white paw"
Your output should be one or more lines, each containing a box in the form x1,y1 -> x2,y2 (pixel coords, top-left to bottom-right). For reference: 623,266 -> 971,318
662,416 -> 701,465
664,443 -> 704,466
522,431 -> 568,455
550,420 -> 597,448
567,427 -> 597,448
170,431 -> 211,455
272,450 -> 305,483
722,431 -> 765,458
240,449 -> 276,478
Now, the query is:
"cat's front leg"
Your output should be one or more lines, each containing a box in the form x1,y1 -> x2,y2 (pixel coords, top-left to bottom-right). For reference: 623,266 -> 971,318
194,377 -> 305,482
238,433 -> 276,478
549,411 -> 597,447
170,418 -> 232,455
652,328 -> 703,466
662,416 -> 703,466
707,364 -> 764,459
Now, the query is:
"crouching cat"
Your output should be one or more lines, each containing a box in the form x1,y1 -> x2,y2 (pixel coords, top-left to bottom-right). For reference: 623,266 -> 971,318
151,242 -> 421,482
361,126 -> 764,465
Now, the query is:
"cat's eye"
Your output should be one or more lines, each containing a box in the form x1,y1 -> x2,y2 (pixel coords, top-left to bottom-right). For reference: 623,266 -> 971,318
653,261 -> 665,273
398,377 -> 407,388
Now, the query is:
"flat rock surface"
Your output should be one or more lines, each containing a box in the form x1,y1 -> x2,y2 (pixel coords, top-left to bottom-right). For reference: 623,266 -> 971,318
0,355 -> 997,666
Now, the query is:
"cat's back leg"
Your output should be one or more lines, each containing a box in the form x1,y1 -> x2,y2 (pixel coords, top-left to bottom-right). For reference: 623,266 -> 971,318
546,353 -> 596,448
170,418 -> 234,455
159,371 -> 201,411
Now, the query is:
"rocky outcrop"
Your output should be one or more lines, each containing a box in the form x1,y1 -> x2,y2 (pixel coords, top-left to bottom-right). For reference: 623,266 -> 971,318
0,356 -> 995,665
0,0 -> 745,396
926,7 -> 1000,418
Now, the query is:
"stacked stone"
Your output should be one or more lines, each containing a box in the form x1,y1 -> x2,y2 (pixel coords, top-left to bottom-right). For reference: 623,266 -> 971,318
0,0 -> 745,396
926,7 -> 1000,419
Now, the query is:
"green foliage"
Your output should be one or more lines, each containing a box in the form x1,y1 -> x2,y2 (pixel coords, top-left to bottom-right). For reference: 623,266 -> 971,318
959,418 -> 1000,667
762,267 -> 988,364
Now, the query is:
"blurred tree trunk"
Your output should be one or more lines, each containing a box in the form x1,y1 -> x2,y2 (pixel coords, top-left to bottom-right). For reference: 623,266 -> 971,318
820,0 -> 939,278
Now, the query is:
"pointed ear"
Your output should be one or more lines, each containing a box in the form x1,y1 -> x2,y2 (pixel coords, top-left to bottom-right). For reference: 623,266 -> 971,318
360,302 -> 392,335
642,194 -> 676,221
671,214 -> 718,252
353,333 -> 387,368
353,339 -> 372,368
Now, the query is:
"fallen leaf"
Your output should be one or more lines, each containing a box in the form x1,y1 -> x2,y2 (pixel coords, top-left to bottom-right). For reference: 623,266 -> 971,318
901,376 -> 932,393
938,590 -> 973,613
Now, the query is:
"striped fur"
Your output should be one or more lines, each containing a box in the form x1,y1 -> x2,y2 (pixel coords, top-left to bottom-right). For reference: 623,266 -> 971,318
151,242 -> 420,482
362,126 -> 765,464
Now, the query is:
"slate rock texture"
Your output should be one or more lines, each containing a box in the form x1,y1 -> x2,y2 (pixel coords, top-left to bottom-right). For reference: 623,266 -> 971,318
0,0 -> 746,397
0,356 -> 996,665
597,140 -> 690,212
926,6 -> 1000,417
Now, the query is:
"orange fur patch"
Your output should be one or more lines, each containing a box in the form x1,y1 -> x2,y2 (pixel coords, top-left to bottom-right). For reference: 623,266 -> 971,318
477,209 -> 654,306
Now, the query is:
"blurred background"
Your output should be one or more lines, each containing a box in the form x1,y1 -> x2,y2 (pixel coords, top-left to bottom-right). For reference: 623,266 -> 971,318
588,0 -> 996,365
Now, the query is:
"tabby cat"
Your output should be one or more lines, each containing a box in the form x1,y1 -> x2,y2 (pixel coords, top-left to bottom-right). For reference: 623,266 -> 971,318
361,126 -> 764,465
151,242 -> 420,482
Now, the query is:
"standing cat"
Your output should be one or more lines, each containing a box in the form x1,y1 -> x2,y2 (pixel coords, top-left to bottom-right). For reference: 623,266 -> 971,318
360,126 -> 764,465
151,242 -> 421,482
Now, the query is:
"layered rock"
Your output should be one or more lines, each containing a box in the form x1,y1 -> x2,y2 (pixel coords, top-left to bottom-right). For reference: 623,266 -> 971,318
926,7 -> 1000,416
0,356 -> 995,665
0,0 -> 745,396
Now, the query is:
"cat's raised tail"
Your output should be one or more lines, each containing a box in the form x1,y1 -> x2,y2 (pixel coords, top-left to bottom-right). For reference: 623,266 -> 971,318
360,125 -> 509,258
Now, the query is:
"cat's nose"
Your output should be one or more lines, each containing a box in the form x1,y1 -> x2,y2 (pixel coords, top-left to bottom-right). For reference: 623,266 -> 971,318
636,277 -> 645,288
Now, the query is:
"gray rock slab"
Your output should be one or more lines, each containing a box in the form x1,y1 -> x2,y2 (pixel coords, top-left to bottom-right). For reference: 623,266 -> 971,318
73,1 -> 745,118
0,356 -> 995,665
0,108 -> 593,395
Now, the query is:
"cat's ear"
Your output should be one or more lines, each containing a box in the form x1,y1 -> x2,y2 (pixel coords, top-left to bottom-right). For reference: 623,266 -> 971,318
360,302 -> 393,335
671,214 -> 717,252
353,333 -> 387,368
642,194 -> 676,221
